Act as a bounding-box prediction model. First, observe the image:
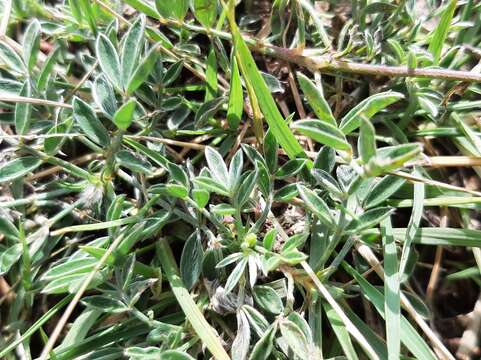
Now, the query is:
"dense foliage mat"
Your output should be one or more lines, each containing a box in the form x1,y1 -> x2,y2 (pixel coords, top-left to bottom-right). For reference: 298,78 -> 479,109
2,0 -> 481,359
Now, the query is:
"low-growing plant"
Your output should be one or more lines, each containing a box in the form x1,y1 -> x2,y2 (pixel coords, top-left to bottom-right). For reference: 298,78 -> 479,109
1,0 -> 481,359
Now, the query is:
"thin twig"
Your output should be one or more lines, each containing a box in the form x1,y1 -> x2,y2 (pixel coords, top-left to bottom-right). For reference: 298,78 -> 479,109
0,95 -> 72,108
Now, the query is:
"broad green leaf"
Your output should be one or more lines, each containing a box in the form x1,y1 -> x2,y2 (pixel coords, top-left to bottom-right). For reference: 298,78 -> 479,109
37,46 -> 60,92
227,56 -> 243,129
275,159 -> 306,179
248,323 -> 276,360
44,118 -> 73,155
127,46 -> 160,95
0,244 -> 22,275
224,257 -> 247,294
340,92 -> 404,135
428,0 -> 457,64
364,176 -> 405,209
297,72 -> 336,126
15,81 -> 32,135
346,207 -> 393,232
73,96 -> 110,146
205,146 -> 229,185
113,98 -> 136,130
358,118 -> 376,164
228,12 -> 306,161
116,150 -> 152,174
279,318 -> 309,358
156,0 -> 189,20
23,19 -> 41,72
229,149 -> 244,192
0,41 -> 25,74
192,189 -> 209,208
381,217 -> 400,360
235,170 -> 257,207
297,184 -> 333,227
194,96 -> 227,126
96,33 -> 122,91
123,0 -> 160,19
292,119 -> 352,152
93,74 -> 117,118
253,285 -> 283,314
367,144 -> 422,176
0,218 -> 19,240
205,46 -> 218,101
160,350 -> 195,360
42,257 -> 97,281
121,16 -> 146,88
180,233 -> 203,289
192,0 -> 217,27
81,295 -> 128,313
193,176 -> 229,196
0,156 -> 41,183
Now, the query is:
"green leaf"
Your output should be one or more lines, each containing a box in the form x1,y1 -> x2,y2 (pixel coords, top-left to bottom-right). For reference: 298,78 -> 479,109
228,14 -> 306,161
381,217 -> 400,360
192,0 -> 217,27
127,46 -> 160,95
23,19 -> 41,72
0,41 -> 25,74
229,149 -> 244,192
252,285 -> 283,314
235,170 -> 257,207
194,96 -> 227,126
113,98 -> 136,130
37,46 -> 60,92
165,184 -> 189,199
0,244 -> 22,275
156,0 -> 189,20
0,218 -> 19,240
121,15 -> 146,88
279,318 -> 309,358
297,184 -> 333,226
82,295 -> 128,313
358,118 -> 376,164
192,188 -> 209,208
96,33 -> 122,91
275,159 -> 306,179
367,144 -> 422,176
428,0 -> 457,64
160,350 -> 195,360
248,323 -> 276,360
180,233 -> 203,289
340,92 -> 404,135
15,81 -> 32,135
73,96 -> 110,146
93,74 -> 117,119
224,257 -> 247,294
205,46 -> 218,101
261,230 -> 276,252
193,176 -> 229,196
363,176 -> 405,209
227,56 -> 243,129
42,258 -> 97,281
292,119 -> 352,152
346,207 -> 393,233
116,150 -> 152,174
0,156 -> 41,183
205,146 -> 229,185
297,72 -> 336,126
